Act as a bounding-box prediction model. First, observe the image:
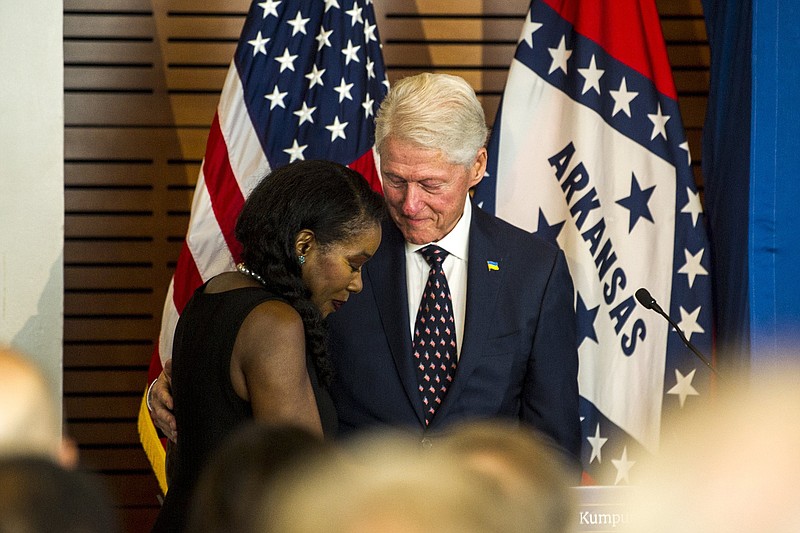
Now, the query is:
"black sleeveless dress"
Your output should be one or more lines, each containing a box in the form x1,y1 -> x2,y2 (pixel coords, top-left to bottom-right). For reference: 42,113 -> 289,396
151,282 -> 337,533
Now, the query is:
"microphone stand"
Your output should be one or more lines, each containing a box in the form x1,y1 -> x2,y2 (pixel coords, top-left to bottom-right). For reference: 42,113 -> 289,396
635,288 -> 719,378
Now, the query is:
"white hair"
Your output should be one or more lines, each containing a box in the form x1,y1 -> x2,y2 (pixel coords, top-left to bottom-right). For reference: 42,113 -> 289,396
375,73 -> 489,167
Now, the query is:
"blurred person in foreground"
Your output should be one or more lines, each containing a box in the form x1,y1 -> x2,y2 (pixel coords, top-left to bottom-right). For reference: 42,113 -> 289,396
0,455 -> 118,533
150,160 -> 385,532
150,72 -> 580,466
186,422 -> 330,533
438,420 -> 577,533
621,366 -> 800,533
0,345 -> 77,467
258,430 -> 510,533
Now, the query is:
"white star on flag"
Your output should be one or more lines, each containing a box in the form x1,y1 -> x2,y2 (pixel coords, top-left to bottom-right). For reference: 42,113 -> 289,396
667,368 -> 699,408
294,101 -> 316,125
316,26 -> 333,50
258,0 -> 281,18
548,35 -> 572,74
323,0 -> 340,12
678,306 -> 705,342
334,77 -> 354,102
648,103 -> 671,140
305,64 -> 325,88
520,14 -> 543,48
248,31 -> 270,56
681,187 -> 703,227
362,94 -> 374,117
366,58 -> 375,79
610,77 -> 638,117
612,447 -> 635,485
283,139 -> 307,162
679,141 -> 691,165
341,39 -> 361,64
578,54 -> 604,95
587,423 -> 608,464
287,11 -> 310,35
274,47 -> 298,72
264,85 -> 288,109
346,4 -> 363,25
678,248 -> 708,288
326,116 -> 348,141
364,21 -> 377,42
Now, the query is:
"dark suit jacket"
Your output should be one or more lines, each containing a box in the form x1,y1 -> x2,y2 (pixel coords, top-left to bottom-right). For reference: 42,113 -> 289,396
327,201 -> 580,459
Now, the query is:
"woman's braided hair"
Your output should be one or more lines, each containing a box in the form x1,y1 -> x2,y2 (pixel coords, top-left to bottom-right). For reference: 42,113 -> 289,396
234,160 -> 386,385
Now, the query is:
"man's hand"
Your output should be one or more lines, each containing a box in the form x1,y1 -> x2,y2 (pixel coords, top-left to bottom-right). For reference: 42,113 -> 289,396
148,358 -> 178,443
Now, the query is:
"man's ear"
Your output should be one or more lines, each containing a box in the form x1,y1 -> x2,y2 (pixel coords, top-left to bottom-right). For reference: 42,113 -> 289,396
469,147 -> 488,189
294,229 -> 316,257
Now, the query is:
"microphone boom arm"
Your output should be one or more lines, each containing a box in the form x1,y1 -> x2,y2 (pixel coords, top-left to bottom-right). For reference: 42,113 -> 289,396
635,287 -> 718,377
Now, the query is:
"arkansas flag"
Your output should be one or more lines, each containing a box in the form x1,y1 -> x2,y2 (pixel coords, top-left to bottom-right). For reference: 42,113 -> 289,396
137,0 -> 387,492
474,0 -> 714,485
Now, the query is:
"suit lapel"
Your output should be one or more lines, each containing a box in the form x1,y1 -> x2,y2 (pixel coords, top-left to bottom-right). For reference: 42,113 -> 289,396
365,220 -> 425,426
434,204 -> 505,423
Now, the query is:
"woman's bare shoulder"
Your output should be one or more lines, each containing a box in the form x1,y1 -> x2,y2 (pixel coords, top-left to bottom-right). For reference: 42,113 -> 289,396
236,299 -> 305,365
230,299 -> 306,400
205,271 -> 261,293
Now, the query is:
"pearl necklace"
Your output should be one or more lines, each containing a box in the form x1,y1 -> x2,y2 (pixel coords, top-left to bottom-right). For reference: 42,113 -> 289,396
236,262 -> 267,286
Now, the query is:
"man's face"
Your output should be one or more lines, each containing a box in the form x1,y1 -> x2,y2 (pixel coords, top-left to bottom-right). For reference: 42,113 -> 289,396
380,137 -> 486,245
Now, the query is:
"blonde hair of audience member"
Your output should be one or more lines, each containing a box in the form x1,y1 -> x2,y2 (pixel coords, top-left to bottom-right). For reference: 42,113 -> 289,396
374,72 -> 489,167
622,367 -> 800,533
259,430 -> 513,533
437,420 -> 577,533
0,346 -> 75,465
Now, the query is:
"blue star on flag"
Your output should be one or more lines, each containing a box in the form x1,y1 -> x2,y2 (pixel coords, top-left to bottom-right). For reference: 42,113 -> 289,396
534,209 -> 565,245
616,172 -> 655,232
575,293 -> 600,347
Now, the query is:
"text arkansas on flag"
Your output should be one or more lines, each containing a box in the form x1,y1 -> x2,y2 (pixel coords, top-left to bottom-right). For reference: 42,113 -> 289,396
474,0 -> 714,485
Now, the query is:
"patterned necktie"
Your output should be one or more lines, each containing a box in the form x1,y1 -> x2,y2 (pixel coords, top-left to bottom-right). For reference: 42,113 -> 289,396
413,244 -> 458,426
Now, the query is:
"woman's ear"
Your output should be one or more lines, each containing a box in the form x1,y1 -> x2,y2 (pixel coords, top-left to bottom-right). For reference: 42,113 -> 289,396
294,229 -> 315,257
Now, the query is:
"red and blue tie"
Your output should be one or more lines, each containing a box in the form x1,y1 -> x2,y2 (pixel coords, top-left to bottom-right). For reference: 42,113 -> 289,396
412,245 -> 458,426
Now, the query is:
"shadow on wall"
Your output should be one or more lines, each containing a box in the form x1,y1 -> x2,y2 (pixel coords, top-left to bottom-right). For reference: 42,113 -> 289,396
10,252 -> 63,388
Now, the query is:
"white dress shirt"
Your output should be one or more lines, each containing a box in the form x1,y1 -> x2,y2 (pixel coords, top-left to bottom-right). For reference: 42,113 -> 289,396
405,197 -> 471,358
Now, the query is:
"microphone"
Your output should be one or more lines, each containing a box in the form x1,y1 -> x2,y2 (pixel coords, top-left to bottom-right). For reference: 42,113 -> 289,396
635,288 -> 718,377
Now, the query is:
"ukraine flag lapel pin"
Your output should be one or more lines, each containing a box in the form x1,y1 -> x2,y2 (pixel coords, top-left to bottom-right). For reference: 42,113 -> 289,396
487,260 -> 499,271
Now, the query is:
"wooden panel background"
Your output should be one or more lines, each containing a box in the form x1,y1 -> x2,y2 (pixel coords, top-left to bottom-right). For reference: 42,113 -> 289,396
63,1 -> 708,531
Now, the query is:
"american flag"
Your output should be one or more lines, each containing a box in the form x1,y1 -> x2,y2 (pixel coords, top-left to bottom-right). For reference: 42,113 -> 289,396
138,0 -> 387,491
474,0 -> 714,485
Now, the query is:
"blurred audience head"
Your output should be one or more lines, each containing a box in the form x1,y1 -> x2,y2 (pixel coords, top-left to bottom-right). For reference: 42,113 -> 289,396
0,345 -> 72,464
259,425 -> 575,533
0,455 -> 117,533
622,367 -> 800,532
186,422 -> 330,533
437,420 -> 578,533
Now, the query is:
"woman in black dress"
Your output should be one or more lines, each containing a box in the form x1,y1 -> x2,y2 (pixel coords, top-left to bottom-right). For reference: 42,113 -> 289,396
151,160 -> 385,532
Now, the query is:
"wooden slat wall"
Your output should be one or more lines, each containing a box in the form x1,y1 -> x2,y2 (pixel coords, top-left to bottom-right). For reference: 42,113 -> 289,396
63,1 -> 708,531
64,1 -> 249,530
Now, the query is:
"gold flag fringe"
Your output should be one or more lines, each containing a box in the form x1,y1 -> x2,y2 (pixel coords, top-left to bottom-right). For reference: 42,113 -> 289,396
137,389 -> 168,494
